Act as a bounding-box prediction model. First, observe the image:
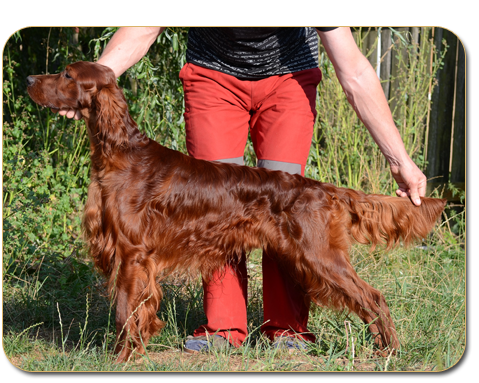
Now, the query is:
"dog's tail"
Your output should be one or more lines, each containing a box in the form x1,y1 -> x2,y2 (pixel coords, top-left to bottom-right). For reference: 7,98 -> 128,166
334,187 -> 447,250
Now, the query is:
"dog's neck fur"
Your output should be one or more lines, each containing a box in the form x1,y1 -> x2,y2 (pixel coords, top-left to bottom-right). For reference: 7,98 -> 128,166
84,88 -> 152,173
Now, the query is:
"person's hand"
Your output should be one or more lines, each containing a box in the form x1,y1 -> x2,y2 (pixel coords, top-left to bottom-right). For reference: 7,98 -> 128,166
51,108 -> 82,120
390,158 -> 427,206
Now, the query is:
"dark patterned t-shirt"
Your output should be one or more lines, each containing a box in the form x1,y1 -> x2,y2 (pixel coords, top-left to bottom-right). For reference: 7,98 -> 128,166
186,27 -> 336,80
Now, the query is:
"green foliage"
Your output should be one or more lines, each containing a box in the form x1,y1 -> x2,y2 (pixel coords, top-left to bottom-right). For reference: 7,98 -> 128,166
3,34 -> 90,270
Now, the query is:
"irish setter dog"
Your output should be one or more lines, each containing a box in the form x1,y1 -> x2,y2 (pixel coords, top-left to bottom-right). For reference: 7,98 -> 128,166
27,61 -> 446,363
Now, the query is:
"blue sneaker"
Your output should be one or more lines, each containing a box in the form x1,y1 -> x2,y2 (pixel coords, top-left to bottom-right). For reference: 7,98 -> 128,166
184,335 -> 230,354
272,336 -> 307,354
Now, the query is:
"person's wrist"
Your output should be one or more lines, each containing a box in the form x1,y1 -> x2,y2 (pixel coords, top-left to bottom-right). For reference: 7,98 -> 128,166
386,151 -> 412,170
96,59 -> 121,78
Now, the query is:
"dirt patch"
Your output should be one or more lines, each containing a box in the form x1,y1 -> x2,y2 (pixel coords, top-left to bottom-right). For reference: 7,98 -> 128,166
124,349 -> 381,372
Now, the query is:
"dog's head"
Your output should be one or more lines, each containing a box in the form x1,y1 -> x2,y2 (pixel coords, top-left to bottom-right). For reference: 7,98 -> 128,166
27,61 -> 136,156
26,61 -> 117,116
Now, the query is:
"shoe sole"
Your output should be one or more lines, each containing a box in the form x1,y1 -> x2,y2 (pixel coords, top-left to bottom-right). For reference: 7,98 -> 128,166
183,347 -> 200,354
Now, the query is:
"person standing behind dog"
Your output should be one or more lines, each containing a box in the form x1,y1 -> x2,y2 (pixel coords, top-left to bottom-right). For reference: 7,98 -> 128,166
57,27 -> 427,352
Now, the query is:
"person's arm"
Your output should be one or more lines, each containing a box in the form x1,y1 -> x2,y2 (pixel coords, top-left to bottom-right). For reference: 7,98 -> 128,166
58,27 -> 165,120
317,27 -> 427,206
97,27 -> 165,77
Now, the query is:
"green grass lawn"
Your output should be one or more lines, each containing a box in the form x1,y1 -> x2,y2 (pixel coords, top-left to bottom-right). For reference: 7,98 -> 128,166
3,226 -> 465,372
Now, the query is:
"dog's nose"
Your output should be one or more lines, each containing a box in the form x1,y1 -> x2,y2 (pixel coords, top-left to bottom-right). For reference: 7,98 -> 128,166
26,76 -> 36,87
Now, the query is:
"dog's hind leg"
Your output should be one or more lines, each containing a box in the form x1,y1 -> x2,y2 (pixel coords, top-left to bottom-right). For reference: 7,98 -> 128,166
302,247 -> 399,355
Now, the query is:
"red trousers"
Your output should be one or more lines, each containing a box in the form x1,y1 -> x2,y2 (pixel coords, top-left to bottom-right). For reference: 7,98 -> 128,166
179,63 -> 322,346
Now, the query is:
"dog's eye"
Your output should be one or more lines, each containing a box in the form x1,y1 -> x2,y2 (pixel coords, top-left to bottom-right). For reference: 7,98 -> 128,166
65,72 -> 72,79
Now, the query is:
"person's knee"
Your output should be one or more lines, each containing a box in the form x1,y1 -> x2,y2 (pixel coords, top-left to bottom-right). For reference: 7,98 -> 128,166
257,159 -> 301,175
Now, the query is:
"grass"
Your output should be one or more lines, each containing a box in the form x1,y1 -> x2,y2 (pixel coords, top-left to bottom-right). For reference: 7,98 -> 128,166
3,224 -> 465,372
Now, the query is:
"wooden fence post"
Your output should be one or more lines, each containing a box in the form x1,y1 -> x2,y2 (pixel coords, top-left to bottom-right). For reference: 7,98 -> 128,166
426,28 -> 457,196
451,28 -> 466,183
450,38 -> 466,192
380,27 -> 392,99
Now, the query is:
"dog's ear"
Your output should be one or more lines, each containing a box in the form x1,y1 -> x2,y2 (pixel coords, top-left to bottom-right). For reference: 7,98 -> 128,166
70,61 -> 118,111
93,83 -> 130,157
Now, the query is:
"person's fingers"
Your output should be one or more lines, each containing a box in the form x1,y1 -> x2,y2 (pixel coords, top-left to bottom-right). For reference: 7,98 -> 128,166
396,189 -> 408,198
66,109 -> 76,119
391,159 -> 427,206
409,172 -> 427,206
55,108 -> 82,120
409,188 -> 422,206
418,177 -> 427,198
396,187 -> 421,205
